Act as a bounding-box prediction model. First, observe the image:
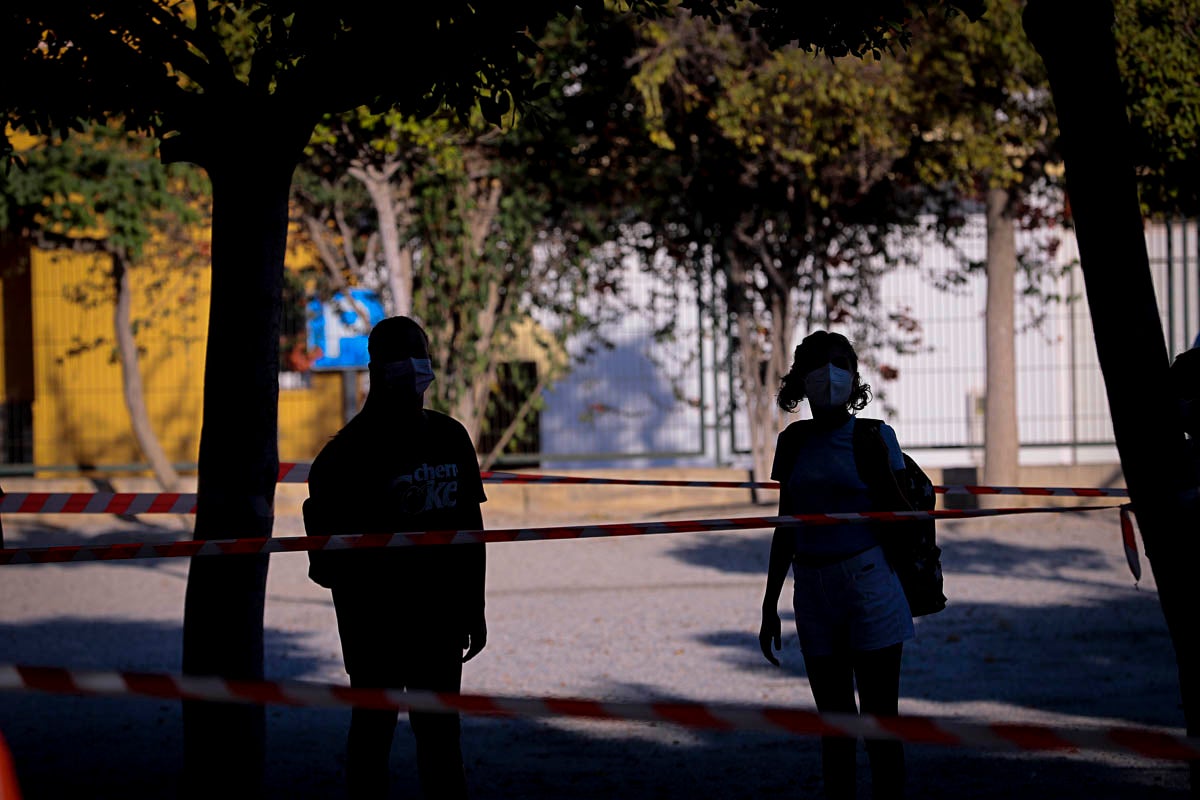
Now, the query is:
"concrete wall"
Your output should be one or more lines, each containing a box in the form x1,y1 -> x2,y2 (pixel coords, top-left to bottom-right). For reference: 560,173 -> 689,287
0,464 -> 1126,526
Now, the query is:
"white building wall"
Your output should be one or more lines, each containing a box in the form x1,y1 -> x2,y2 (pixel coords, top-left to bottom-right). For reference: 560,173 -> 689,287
535,218 -> 1197,470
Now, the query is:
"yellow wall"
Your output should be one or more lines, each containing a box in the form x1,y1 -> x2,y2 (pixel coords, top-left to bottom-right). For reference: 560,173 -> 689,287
25,247 -> 344,471
31,248 -> 209,468
279,371 -> 344,462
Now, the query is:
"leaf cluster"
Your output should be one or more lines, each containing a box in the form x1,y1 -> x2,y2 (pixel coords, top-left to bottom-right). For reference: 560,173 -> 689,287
629,7 -> 928,348
679,0 -> 986,57
2,1 -> 720,171
0,122 -> 204,260
1115,0 -> 1200,216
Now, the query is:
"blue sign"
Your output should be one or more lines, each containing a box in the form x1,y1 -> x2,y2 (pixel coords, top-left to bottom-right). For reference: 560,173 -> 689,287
307,289 -> 387,370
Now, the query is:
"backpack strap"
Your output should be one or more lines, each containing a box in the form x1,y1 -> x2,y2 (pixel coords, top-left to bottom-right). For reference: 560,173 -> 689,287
852,417 -> 912,511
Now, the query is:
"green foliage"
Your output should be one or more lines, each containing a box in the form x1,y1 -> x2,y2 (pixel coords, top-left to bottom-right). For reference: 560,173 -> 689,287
677,0 -> 986,57
0,1 -> 683,169
898,0 -> 1073,321
291,8 -> 647,450
0,123 -> 202,260
1115,0 -> 1200,216
629,8 -> 928,358
903,0 -> 1057,198
0,121 -> 209,361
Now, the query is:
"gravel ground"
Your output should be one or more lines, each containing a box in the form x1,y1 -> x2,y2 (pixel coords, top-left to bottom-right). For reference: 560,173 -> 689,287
0,489 -> 1190,799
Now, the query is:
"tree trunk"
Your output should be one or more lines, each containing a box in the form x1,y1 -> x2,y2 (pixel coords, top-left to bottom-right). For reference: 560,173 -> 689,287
982,187 -> 1019,498
179,140 -> 298,796
1023,3 -> 1200,792
111,249 -> 181,493
730,258 -> 790,497
354,165 -> 412,316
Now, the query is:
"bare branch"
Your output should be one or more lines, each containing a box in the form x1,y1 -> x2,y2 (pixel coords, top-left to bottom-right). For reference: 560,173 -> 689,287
479,372 -> 549,471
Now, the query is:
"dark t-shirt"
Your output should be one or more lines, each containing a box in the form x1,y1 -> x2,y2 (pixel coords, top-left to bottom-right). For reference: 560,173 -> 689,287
304,406 -> 486,627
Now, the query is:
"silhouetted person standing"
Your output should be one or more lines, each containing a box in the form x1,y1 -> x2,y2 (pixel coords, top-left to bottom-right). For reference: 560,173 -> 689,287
760,330 -> 912,800
304,316 -> 487,800
1171,346 -> 1200,475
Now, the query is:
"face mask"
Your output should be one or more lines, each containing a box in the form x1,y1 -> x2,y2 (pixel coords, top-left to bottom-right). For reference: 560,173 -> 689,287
803,363 -> 853,410
379,358 -> 434,395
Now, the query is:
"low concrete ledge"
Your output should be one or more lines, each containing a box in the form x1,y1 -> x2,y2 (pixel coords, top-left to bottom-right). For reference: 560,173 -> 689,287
0,463 -> 1128,520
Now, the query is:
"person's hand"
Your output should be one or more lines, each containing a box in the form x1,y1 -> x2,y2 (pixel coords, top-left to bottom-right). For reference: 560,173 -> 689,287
462,618 -> 487,663
759,608 -> 782,666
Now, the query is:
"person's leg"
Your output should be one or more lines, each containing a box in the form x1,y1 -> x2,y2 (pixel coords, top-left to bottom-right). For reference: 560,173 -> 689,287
804,651 -> 859,800
853,644 -> 905,800
406,631 -> 468,800
335,587 -> 401,800
345,695 -> 401,800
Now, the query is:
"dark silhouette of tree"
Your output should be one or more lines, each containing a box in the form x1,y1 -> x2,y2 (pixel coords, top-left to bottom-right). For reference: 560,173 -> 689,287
1,3 -> 652,793
1023,3 -> 1200,794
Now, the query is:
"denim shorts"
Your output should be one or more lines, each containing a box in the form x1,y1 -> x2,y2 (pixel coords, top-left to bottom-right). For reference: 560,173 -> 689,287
792,545 -> 915,657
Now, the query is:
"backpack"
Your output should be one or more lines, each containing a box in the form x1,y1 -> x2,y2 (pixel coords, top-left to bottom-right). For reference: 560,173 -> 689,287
852,418 -> 947,618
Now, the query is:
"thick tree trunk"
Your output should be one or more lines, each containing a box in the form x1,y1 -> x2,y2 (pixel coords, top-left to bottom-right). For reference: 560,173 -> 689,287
112,250 -> 181,492
179,138 -> 298,796
982,187 -> 1019,496
1024,3 -> 1200,792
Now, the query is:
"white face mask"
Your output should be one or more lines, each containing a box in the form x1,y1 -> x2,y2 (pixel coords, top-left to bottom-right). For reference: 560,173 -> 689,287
379,358 -> 434,395
803,364 -> 853,410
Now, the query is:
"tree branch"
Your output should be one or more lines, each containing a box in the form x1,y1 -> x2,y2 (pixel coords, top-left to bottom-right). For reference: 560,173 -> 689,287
190,0 -> 236,85
479,372 -> 549,471
101,2 -> 222,92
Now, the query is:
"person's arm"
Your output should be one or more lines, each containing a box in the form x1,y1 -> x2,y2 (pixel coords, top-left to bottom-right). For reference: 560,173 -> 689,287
460,508 -> 487,663
460,433 -> 488,663
759,524 -> 793,667
759,433 -> 794,666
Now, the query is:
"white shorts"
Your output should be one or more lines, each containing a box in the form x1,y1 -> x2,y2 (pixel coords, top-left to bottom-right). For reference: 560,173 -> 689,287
792,545 -> 915,657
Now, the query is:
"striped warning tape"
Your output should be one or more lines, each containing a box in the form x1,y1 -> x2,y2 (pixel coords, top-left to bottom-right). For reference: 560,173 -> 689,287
0,481 -> 1130,514
0,505 -> 1118,566
0,664 -> 1194,761
277,462 -> 310,484
479,471 -> 1131,498
0,728 -> 20,800
1119,504 -> 1142,582
0,492 -> 196,515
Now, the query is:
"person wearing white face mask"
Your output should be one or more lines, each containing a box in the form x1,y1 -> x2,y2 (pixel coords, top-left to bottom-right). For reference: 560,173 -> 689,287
304,316 -> 487,800
758,330 -> 913,800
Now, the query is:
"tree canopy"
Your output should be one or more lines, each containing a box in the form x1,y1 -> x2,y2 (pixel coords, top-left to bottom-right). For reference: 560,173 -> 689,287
1114,0 -> 1200,216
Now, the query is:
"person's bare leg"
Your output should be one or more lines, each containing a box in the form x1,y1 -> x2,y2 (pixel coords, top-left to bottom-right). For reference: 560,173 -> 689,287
410,710 -> 467,799
346,706 -> 399,800
854,644 -> 905,800
804,652 -> 859,800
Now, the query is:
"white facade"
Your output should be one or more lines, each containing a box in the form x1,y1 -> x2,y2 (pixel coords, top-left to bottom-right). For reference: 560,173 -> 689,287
536,219 -> 1199,470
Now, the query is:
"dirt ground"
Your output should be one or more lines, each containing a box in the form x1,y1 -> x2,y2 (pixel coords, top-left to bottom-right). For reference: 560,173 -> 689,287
0,484 -> 1190,799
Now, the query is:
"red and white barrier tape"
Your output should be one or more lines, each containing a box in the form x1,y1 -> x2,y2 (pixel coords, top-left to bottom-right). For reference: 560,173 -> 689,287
277,462 -> 310,484
0,481 -> 1129,515
1119,504 -> 1142,582
0,492 -> 197,515
0,728 -> 20,800
479,471 -> 1131,498
0,506 -> 1117,566
0,664 -> 1194,761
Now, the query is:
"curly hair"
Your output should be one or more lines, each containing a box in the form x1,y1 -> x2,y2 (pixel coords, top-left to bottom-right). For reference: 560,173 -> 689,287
777,330 -> 872,413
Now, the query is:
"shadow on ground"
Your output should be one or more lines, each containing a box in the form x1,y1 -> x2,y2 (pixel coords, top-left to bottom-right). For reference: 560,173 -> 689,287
666,523 -> 1118,584
0,698 -> 1187,799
